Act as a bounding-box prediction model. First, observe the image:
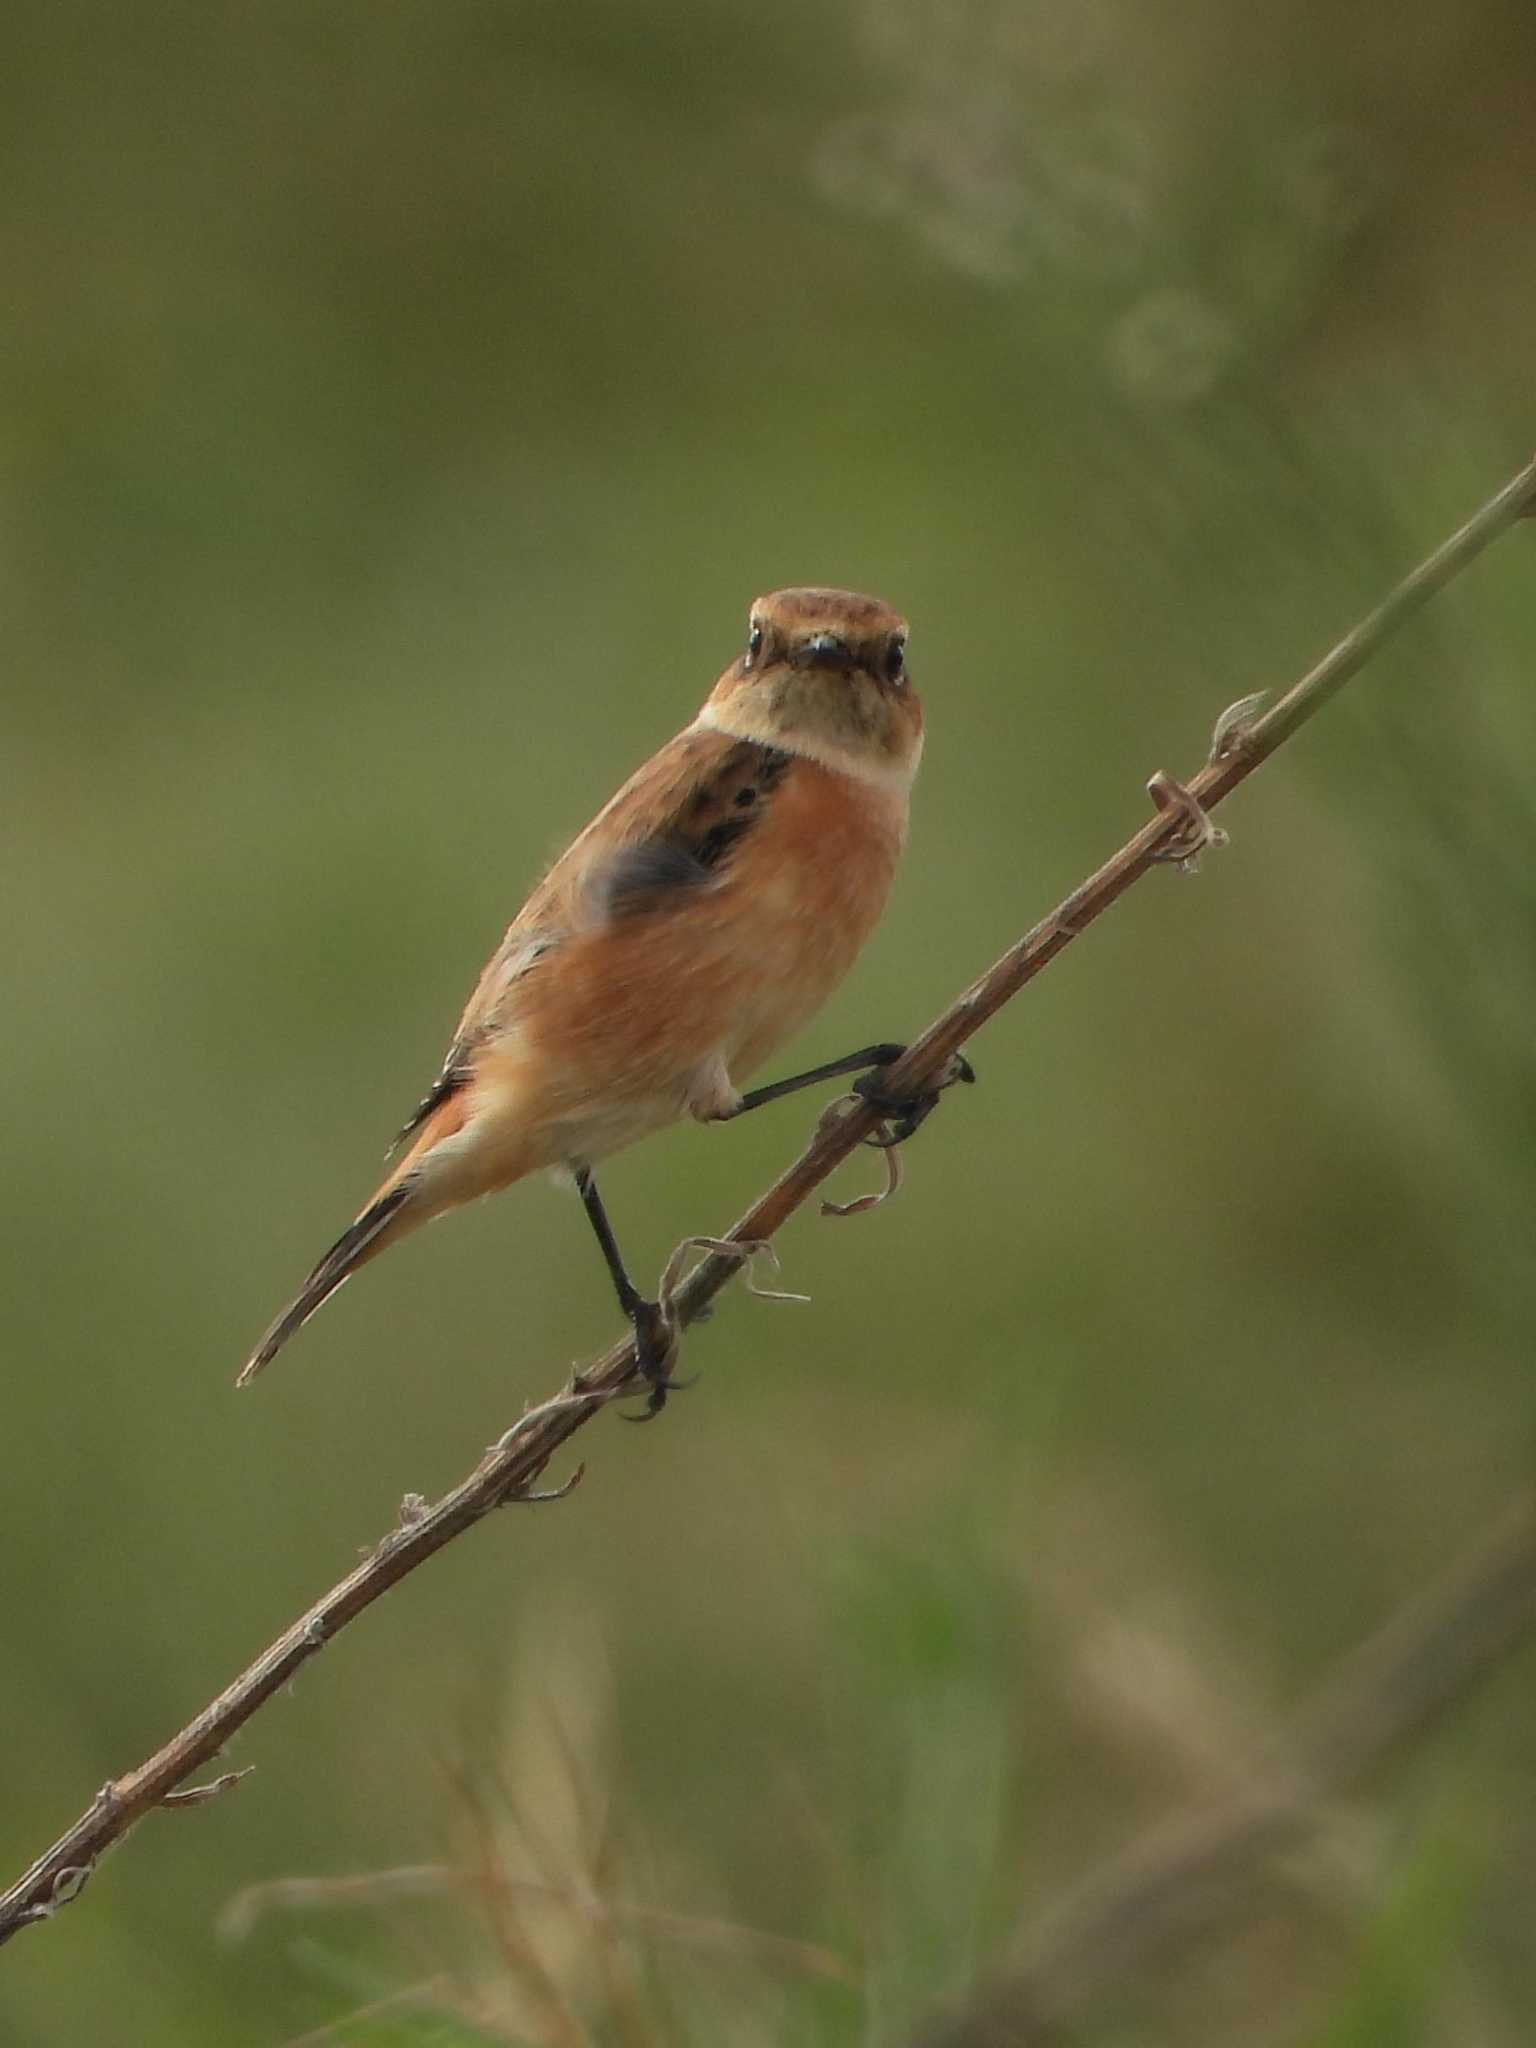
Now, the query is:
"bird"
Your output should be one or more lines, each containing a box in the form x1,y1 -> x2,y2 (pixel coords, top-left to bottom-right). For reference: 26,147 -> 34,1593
239,586 -> 960,1413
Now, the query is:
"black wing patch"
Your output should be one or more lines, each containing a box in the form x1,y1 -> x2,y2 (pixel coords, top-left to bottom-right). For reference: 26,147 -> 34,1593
593,839 -> 714,917
588,741 -> 792,922
395,743 -> 792,1146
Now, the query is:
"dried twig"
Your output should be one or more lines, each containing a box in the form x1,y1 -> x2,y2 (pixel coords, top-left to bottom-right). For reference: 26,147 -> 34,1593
906,1490 -> 1536,2047
2,456 -> 1533,1948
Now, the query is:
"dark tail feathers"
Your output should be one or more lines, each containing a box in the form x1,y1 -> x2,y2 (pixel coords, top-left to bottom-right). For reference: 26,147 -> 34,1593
237,1182 -> 414,1386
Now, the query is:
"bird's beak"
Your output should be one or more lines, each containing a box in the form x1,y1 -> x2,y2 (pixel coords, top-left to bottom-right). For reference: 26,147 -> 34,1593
795,631 -> 856,671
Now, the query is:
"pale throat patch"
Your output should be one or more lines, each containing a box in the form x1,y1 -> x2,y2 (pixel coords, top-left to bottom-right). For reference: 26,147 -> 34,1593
691,700 -> 921,794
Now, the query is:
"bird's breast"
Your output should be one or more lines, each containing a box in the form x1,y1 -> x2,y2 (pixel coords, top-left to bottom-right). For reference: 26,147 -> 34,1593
485,754 -> 908,1142
704,755 -> 908,1074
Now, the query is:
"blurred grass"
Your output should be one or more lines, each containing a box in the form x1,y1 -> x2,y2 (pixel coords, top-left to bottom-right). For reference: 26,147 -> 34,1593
5,0 -> 1536,2041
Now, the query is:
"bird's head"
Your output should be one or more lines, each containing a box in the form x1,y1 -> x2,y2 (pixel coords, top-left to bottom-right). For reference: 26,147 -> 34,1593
698,587 -> 922,790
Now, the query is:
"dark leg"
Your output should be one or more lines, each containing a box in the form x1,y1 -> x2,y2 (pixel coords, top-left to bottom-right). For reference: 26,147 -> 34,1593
731,1041 -> 976,1143
574,1165 -> 684,1421
730,1043 -> 906,1116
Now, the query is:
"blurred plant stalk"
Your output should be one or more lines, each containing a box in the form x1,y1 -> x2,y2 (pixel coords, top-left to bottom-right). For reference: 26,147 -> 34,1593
909,1487 -> 1536,2045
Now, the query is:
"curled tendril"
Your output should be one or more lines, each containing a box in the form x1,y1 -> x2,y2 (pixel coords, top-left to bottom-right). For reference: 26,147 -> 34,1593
822,1132 -> 905,1217
659,1235 -> 811,1311
1146,770 -> 1229,873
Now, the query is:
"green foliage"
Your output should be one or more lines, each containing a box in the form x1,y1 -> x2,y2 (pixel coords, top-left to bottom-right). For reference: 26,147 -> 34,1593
1310,1821 -> 1481,2048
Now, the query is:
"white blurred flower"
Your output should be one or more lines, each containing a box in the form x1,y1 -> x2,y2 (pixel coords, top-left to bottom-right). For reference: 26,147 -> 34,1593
812,109 -> 1036,284
1105,287 -> 1240,403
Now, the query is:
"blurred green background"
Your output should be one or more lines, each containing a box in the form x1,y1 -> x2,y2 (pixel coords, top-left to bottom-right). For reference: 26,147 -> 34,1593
6,1 -> 1536,2041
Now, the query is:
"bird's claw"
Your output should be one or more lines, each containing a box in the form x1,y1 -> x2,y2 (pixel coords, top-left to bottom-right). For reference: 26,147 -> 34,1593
620,1296 -> 694,1422
853,1050 -> 977,1146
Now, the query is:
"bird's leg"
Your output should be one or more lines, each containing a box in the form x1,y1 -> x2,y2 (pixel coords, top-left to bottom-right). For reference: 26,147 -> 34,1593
730,1042 -> 976,1145
573,1165 -> 689,1421
729,1043 -> 908,1115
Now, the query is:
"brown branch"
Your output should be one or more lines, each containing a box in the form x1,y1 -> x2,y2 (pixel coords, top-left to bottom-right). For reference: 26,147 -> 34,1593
906,1489 -> 1536,2048
3,456 -> 1534,1948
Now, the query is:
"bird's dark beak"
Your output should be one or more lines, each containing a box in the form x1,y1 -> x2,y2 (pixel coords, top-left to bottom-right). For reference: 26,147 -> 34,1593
796,631 -> 855,672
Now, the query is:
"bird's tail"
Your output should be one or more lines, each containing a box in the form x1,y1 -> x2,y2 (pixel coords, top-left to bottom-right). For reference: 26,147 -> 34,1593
237,1178 -> 419,1386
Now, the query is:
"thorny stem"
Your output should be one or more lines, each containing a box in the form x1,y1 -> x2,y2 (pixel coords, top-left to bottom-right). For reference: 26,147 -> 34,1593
2,455 -> 1534,1947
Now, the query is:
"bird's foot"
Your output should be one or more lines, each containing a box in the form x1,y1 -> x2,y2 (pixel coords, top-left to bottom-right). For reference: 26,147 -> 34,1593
620,1296 -> 696,1423
853,1049 -> 977,1147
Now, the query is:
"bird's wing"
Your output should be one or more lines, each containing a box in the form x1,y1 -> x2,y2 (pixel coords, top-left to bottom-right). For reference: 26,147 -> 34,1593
388,953 -> 539,1150
391,724 -> 790,1148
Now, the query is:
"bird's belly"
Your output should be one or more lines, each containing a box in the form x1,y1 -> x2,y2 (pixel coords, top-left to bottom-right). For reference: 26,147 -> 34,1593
456,1048 -> 684,1178
543,1091 -> 682,1166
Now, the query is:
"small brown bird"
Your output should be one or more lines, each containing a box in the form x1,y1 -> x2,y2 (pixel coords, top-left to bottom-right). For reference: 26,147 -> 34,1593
241,587 -> 960,1411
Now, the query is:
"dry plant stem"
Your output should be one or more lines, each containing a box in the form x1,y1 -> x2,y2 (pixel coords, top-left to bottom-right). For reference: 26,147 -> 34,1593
3,457 -> 1534,1949
907,1490 -> 1536,2048
222,1862 -> 858,1984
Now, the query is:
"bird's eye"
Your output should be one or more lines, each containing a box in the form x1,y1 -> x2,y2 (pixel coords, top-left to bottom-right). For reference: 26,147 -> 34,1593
746,622 -> 764,664
883,637 -> 906,684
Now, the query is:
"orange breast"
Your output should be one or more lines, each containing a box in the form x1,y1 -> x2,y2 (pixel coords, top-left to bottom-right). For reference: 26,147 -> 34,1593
504,757 -> 908,1119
